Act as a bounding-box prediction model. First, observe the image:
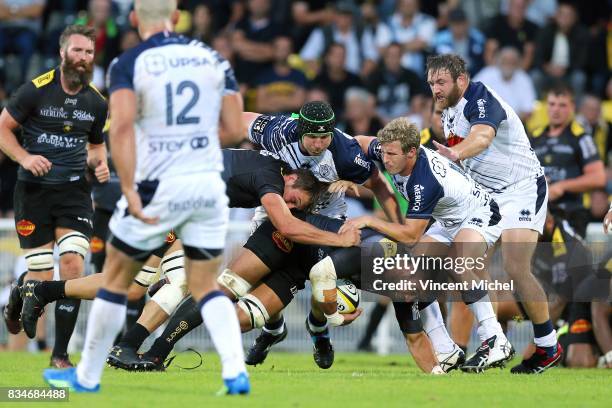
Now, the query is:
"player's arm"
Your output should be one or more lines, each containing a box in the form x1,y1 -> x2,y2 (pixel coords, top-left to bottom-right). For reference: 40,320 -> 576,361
86,142 -> 109,183
592,301 -> 612,367
0,109 -> 51,176
549,161 -> 606,197
363,167 -> 403,223
261,192 -> 359,247
218,92 -> 245,147
434,124 -> 495,162
343,216 -> 428,245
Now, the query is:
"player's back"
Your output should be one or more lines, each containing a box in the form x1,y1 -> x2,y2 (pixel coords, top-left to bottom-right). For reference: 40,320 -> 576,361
108,32 -> 235,181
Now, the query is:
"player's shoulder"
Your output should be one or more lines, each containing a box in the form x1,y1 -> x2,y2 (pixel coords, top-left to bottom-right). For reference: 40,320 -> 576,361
330,129 -> 372,164
30,68 -> 57,89
420,128 -> 431,145
531,125 -> 547,138
463,81 -> 504,109
569,120 -> 587,138
87,83 -> 107,104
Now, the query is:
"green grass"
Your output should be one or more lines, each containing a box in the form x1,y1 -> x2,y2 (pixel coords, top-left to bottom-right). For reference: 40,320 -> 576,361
1,352 -> 611,407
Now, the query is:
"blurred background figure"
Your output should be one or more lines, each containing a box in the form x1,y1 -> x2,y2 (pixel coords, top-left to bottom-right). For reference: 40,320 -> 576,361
474,46 -> 537,122
341,87 -> 383,136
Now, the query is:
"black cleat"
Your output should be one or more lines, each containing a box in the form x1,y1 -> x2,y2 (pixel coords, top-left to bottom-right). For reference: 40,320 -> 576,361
305,319 -> 334,369
510,343 -> 563,374
136,353 -> 167,372
20,280 -> 47,339
3,281 -> 23,335
107,345 -> 154,371
245,324 -> 287,366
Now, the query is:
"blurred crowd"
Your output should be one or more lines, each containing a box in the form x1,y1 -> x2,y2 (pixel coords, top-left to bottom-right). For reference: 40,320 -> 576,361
0,0 -> 611,224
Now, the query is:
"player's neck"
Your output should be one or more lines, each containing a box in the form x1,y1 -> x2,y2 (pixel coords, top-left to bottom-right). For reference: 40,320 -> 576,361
399,157 -> 416,177
548,122 -> 568,137
139,22 -> 173,41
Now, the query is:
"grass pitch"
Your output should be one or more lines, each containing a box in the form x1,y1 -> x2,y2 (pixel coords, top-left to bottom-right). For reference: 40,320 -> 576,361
1,351 -> 611,407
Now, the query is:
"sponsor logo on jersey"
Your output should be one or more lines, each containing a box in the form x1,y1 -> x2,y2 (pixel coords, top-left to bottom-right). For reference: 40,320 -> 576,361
353,154 -> 370,170
32,69 -> 55,88
272,231 -> 293,253
64,97 -> 77,105
412,184 -> 424,211
90,237 -> 105,253
37,133 -> 83,148
16,220 -> 35,236
251,116 -> 271,135
476,99 -> 487,119
77,216 -> 93,228
569,319 -> 592,334
519,209 -> 532,222
168,57 -> 215,68
72,110 -> 95,122
40,106 -> 68,119
168,197 -> 217,212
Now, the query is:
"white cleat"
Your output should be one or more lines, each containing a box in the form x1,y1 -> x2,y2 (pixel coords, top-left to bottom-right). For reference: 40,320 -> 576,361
436,344 -> 466,373
460,334 -> 515,373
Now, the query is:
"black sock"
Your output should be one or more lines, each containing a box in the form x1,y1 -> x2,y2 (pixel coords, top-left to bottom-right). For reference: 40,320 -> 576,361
119,323 -> 150,350
52,298 -> 81,357
458,344 -> 468,355
38,281 -> 66,303
37,339 -> 48,351
125,298 -> 145,331
358,302 -> 388,348
17,271 -> 27,288
146,297 -> 202,360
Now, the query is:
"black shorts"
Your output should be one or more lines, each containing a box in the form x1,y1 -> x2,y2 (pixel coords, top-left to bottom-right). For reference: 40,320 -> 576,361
261,265 -> 308,306
13,179 -> 93,248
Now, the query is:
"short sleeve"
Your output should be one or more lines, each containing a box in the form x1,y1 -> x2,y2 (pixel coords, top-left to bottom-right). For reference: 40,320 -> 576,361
89,100 -> 109,144
464,91 -> 507,131
5,82 -> 38,124
107,56 -> 134,94
248,114 -> 296,152
366,138 -> 383,163
335,132 -> 375,184
220,58 -> 239,95
405,173 -> 444,219
575,133 -> 600,168
254,167 -> 285,199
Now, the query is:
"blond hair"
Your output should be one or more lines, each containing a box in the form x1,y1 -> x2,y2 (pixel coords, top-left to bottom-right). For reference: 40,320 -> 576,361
377,117 -> 420,153
135,0 -> 176,25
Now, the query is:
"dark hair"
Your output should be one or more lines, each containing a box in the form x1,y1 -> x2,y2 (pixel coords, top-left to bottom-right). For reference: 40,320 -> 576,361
285,168 -> 328,209
296,101 -> 336,138
59,25 -> 96,51
547,81 -> 574,101
426,54 -> 468,81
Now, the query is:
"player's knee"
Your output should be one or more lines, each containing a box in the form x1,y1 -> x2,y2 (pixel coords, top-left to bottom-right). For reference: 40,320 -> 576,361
127,282 -> 147,301
152,283 -> 186,315
162,250 -> 187,294
57,231 -> 89,259
237,294 -> 269,330
236,306 -> 253,332
218,268 -> 252,299
25,248 -> 54,273
134,265 -> 161,287
309,256 -> 337,303
59,253 -> 83,279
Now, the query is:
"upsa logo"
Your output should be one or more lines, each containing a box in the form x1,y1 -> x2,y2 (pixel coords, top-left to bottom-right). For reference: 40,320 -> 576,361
16,220 -> 35,237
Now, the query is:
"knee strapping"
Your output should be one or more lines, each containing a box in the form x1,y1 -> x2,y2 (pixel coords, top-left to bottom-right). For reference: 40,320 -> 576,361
217,268 -> 252,298
57,232 -> 89,258
309,256 -> 337,303
237,294 -> 270,329
25,248 -> 54,272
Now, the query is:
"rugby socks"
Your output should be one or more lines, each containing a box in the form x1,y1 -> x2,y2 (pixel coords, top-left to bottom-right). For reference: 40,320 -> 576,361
467,295 -> 504,341
307,311 -> 328,335
198,291 -> 246,379
125,298 -> 145,331
38,280 -> 66,303
76,289 -> 126,389
419,301 -> 455,354
52,298 -> 81,357
263,315 -> 285,336
118,323 -> 149,350
533,320 -> 557,357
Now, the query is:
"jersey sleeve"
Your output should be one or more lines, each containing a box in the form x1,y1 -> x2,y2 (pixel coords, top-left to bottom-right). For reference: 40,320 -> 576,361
89,100 -> 109,144
335,132 -> 375,184
405,170 -> 444,219
5,82 -> 38,124
575,133 -> 600,168
219,57 -> 239,95
247,114 -> 296,153
366,138 -> 383,163
107,55 -> 134,94
464,89 -> 507,131
254,166 -> 285,199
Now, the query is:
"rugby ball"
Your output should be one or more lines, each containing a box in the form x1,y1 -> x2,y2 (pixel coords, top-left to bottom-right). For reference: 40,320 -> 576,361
336,279 -> 360,314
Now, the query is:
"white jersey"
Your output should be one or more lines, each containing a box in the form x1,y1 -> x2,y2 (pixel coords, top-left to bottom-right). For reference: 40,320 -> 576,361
107,31 -> 238,182
442,81 -> 543,193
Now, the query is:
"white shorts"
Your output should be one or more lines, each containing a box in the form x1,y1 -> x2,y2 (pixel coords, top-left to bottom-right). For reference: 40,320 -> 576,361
493,174 -> 547,234
424,201 -> 503,248
110,173 -> 229,251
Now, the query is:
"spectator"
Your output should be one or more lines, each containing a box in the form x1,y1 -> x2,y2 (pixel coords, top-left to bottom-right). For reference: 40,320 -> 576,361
119,29 -> 140,53
365,42 -> 426,122
187,4 -> 214,44
375,0 -> 436,77
501,0 -> 558,27
457,0 -> 501,30
254,36 -> 308,115
0,0 -> 45,87
0,151 -> 17,217
75,0 -> 120,88
300,1 -> 378,78
576,94 -> 612,220
530,83 -> 606,237
483,0 -> 539,70
305,85 -> 330,104
290,0 -> 333,50
312,42 -> 362,117
342,87 -> 384,136
433,7 -> 486,76
474,46 -> 537,122
531,2 -> 589,100
232,0 -> 282,87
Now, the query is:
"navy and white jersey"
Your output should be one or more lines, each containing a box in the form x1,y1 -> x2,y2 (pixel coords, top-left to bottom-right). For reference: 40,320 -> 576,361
107,31 -> 238,182
368,142 -> 496,228
442,81 -> 543,193
248,114 -> 375,218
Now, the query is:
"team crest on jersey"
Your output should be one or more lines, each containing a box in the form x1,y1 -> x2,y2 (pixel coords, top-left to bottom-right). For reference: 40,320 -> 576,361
63,121 -> 73,133
144,53 -> 168,76
16,220 -> 35,237
272,231 -> 293,253
431,156 -> 447,177
317,164 -> 333,179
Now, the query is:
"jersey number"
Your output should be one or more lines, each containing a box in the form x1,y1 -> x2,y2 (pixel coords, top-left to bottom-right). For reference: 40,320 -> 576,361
165,81 -> 200,125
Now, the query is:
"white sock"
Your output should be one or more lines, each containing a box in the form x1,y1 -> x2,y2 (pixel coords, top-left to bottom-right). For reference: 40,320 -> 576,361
200,291 -> 246,379
263,315 -> 286,336
76,290 -> 126,389
467,296 -> 504,341
307,311 -> 328,333
534,331 -> 557,348
420,301 -> 455,354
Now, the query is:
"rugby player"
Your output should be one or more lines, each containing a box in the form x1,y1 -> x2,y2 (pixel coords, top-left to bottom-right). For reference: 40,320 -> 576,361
423,54 -> 562,373
0,25 -> 109,368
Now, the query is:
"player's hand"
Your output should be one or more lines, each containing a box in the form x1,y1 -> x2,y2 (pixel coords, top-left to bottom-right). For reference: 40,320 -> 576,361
433,140 -> 460,162
124,189 -> 159,224
548,182 -> 565,202
340,215 -> 372,233
339,308 -> 362,326
604,210 -> 612,234
20,154 -> 52,177
338,226 -> 361,247
329,180 -> 360,196
92,160 -> 110,183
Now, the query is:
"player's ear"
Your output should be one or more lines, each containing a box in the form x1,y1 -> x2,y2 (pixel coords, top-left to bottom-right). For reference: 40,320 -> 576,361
129,10 -> 138,28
